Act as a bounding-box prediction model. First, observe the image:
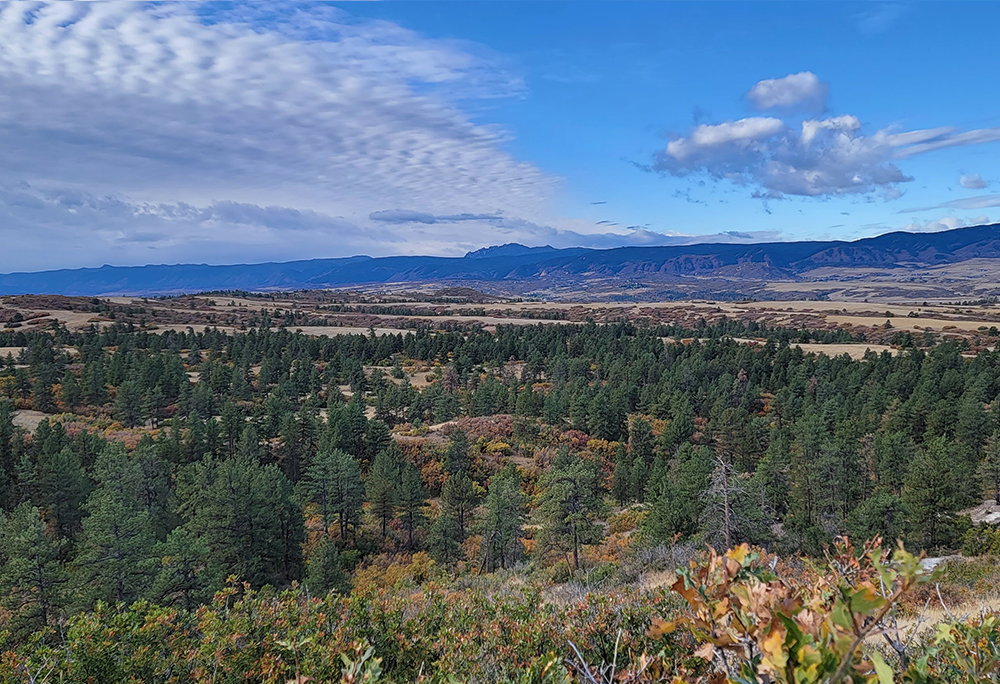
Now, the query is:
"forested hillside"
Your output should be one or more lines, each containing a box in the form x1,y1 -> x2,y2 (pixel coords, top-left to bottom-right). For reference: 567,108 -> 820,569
2,317 -> 1000,681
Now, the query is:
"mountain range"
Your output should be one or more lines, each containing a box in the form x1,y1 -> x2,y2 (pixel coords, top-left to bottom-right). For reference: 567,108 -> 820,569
1,223 -> 999,297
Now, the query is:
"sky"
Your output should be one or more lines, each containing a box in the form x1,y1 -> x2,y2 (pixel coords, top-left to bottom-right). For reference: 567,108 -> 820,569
2,1 -> 1000,272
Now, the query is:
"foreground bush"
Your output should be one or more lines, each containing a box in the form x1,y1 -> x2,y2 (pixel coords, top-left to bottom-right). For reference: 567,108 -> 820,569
4,540 -> 1000,683
0,578 -> 689,683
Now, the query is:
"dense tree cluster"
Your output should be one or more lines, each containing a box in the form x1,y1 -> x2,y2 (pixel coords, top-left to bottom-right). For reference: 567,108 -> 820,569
0,317 -> 997,640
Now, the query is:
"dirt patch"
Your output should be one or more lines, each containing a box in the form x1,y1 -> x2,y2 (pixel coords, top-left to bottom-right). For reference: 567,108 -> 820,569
13,410 -> 50,433
961,499 -> 1000,525
792,343 -> 897,359
827,315 -> 995,332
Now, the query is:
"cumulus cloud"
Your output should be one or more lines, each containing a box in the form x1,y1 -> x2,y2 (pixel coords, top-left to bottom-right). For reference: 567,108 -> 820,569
0,0 -> 564,268
960,173 -> 988,189
745,72 -> 828,112
654,89 -> 1000,199
655,114 -> 916,197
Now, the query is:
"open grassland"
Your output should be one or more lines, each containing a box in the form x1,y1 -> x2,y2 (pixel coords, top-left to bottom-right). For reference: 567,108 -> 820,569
5,290 -> 1000,361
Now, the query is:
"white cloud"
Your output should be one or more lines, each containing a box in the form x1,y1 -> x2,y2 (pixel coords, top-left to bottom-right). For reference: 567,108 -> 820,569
656,114 -> 915,197
800,115 -> 860,146
960,173 -> 988,190
0,0 -> 564,268
665,118 -> 785,163
745,71 -> 828,112
897,215 -> 992,234
656,105 -> 1000,199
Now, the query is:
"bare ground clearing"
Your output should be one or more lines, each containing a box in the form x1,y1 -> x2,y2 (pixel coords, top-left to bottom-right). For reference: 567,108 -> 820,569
12,410 -> 49,433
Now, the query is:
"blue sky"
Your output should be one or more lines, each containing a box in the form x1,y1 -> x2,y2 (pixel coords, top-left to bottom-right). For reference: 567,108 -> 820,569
1,1 -> 999,271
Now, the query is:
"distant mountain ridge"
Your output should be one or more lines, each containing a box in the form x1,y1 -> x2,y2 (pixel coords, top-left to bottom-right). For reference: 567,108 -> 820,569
1,223 -> 999,296
463,243 -> 558,259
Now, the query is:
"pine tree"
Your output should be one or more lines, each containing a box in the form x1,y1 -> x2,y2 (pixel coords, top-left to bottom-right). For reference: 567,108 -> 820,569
397,460 -> 427,549
304,535 -> 349,596
31,364 -> 57,414
660,392 -> 695,452
846,491 -> 905,545
588,391 -> 624,442
535,456 -> 606,572
363,419 -> 391,467
0,399 -> 16,510
611,442 -> 630,507
444,429 -> 470,474
220,400 -> 244,458
36,446 -> 90,539
645,478 -> 689,542
542,391 -> 564,425
302,449 -> 364,540
82,359 -> 107,405
441,470 -> 480,541
182,454 -> 304,588
115,379 -> 144,428
569,392 -> 589,431
647,454 -> 670,499
903,437 -> 961,553
426,511 -> 461,564
151,526 -> 211,611
238,423 -> 265,461
366,447 -> 400,538
872,431 -> 914,496
699,453 -> 770,550
130,442 -> 175,541
786,413 -> 827,541
978,431 -> 1000,505
629,418 -> 655,466
75,485 -> 157,605
0,502 -> 68,637
60,371 -> 81,410
628,453 -> 648,503
478,464 -> 526,572
142,385 -> 165,428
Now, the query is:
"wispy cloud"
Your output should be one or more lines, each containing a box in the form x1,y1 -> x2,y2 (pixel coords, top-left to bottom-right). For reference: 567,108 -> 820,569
0,1 -> 566,267
369,210 -> 503,224
856,3 -> 909,35
899,194 -> 1000,213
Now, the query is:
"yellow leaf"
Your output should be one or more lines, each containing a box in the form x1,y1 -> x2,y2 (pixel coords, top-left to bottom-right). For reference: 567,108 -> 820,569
728,544 -> 750,564
759,626 -> 789,672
